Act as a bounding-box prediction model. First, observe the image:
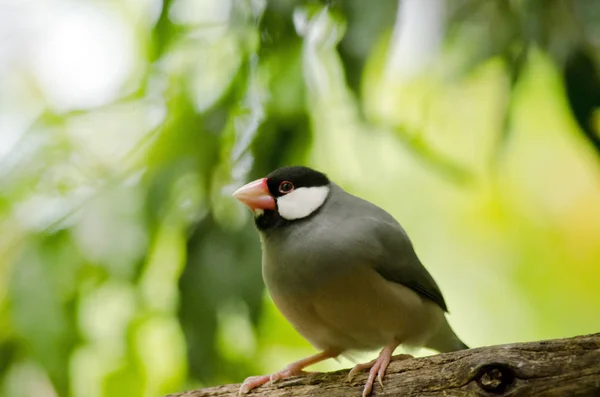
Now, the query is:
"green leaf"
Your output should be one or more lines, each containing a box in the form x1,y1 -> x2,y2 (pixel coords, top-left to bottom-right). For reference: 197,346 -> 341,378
9,232 -> 79,396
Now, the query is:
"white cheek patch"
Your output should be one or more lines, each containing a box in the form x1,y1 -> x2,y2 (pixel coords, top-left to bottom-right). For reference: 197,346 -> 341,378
276,186 -> 330,220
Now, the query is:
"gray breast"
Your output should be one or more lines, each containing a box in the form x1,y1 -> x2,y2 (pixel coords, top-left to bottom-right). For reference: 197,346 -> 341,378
259,184 -> 378,297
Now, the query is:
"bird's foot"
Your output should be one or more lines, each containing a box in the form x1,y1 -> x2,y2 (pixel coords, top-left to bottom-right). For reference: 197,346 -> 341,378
239,374 -> 271,394
239,366 -> 314,394
347,345 -> 412,397
238,350 -> 338,394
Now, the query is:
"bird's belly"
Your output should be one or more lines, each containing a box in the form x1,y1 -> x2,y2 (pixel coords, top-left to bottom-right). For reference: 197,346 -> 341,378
267,265 -> 444,353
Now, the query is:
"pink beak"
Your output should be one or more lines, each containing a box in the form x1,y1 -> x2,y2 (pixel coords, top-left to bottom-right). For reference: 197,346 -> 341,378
232,178 -> 276,211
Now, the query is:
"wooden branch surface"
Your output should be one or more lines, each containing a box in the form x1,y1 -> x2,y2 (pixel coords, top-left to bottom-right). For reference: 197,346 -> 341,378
167,333 -> 600,397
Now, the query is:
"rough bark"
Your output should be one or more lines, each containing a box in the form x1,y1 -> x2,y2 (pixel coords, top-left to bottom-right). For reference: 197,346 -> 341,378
167,333 -> 600,396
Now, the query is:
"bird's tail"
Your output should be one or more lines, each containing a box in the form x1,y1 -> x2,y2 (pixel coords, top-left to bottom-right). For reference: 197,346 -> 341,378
425,317 -> 469,353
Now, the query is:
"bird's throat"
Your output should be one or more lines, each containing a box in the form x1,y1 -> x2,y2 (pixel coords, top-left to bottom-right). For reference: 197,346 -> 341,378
254,210 -> 287,231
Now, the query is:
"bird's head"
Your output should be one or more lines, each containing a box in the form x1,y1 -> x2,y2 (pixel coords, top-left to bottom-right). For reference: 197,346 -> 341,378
232,166 -> 331,229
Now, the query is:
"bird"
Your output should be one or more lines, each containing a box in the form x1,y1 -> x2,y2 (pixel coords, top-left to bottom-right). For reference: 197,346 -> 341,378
232,165 -> 468,396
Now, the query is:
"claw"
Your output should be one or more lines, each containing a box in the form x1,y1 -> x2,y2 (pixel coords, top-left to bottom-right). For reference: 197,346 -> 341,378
347,345 -> 413,396
348,359 -> 376,384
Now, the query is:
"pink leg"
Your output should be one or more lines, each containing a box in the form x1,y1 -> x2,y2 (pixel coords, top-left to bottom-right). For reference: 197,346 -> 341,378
239,350 -> 339,394
347,343 -> 413,397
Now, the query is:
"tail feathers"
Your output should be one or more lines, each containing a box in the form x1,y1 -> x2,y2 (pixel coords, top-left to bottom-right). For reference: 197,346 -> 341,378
454,339 -> 470,351
425,318 -> 469,353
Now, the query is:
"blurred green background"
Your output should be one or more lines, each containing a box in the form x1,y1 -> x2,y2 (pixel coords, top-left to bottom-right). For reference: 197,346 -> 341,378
1,0 -> 600,396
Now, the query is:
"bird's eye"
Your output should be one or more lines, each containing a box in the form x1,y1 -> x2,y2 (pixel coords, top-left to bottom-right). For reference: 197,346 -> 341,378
279,181 -> 294,194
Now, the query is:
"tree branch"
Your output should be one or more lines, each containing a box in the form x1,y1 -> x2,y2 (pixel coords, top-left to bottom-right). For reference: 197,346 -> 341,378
168,333 -> 600,396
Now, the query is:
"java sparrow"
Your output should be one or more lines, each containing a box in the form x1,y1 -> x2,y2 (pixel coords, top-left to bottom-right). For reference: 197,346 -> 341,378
232,166 -> 468,396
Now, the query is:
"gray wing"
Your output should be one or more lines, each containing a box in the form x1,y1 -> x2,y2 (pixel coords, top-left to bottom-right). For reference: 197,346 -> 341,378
369,215 -> 448,312
332,190 -> 448,313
